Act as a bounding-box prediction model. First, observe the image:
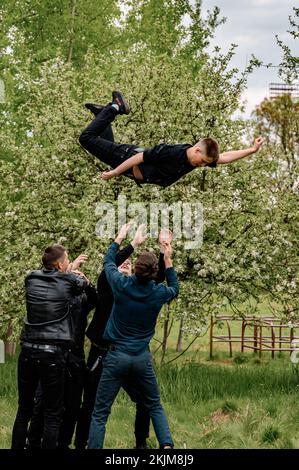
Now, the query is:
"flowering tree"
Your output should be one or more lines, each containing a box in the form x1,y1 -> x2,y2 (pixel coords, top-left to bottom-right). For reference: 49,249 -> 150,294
276,7 -> 299,82
0,1 -> 298,356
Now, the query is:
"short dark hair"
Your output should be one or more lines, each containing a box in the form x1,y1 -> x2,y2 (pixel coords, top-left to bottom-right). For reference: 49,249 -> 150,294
42,244 -> 66,269
201,137 -> 219,163
134,251 -> 159,283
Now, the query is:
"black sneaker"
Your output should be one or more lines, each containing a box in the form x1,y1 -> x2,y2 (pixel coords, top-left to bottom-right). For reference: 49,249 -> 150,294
112,91 -> 130,115
85,103 -> 105,116
135,441 -> 148,449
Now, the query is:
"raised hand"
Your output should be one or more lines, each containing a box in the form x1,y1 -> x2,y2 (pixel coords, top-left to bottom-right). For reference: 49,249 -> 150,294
115,222 -> 133,244
162,241 -> 173,260
131,224 -> 148,248
70,254 -> 88,271
159,229 -> 173,253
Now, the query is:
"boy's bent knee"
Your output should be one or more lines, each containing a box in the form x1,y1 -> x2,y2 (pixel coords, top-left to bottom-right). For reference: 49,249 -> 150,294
79,132 -> 89,147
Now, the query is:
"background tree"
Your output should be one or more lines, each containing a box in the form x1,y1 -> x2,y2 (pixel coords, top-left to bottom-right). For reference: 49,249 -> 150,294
276,7 -> 299,82
0,1 -> 298,360
0,0 -> 122,67
255,95 -> 299,165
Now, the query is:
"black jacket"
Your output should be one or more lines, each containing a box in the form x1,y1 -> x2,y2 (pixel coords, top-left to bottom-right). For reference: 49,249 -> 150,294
21,268 -> 88,344
69,284 -> 97,361
86,244 -> 166,348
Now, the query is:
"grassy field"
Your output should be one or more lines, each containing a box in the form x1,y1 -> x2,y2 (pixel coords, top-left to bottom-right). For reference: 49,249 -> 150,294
1,341 -> 299,449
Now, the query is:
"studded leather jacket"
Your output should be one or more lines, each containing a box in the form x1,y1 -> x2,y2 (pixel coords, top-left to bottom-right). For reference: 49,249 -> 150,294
21,268 -> 88,344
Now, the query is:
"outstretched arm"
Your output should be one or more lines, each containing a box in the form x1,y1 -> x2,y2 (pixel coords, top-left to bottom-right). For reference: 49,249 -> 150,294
104,223 -> 147,291
156,229 -> 173,284
159,241 -> 179,301
104,223 -> 132,291
101,152 -> 144,180
218,137 -> 265,164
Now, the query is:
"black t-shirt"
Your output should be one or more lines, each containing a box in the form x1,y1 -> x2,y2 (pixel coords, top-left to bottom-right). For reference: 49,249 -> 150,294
138,144 -> 217,188
85,244 -> 135,348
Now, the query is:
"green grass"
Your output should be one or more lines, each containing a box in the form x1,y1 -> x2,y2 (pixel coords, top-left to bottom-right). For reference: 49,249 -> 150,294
1,350 -> 299,449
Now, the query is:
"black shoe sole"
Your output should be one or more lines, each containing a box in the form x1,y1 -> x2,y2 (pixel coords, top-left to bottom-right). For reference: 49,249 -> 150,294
112,91 -> 130,115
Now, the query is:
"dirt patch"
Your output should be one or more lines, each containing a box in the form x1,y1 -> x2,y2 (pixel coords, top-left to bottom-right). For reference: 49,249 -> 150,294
210,409 -> 231,424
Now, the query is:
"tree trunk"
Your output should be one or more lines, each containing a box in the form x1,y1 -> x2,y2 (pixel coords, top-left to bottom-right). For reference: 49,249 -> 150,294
0,340 -> 4,363
200,169 -> 206,191
67,0 -> 77,64
161,304 -> 170,365
176,318 -> 184,352
4,322 -> 16,356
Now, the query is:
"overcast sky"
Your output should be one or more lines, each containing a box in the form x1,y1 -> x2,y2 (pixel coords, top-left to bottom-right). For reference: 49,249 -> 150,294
200,0 -> 298,116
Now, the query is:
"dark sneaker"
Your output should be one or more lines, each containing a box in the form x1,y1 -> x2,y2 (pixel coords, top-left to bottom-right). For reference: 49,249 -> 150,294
85,103 -> 105,116
112,91 -> 130,115
135,441 -> 148,449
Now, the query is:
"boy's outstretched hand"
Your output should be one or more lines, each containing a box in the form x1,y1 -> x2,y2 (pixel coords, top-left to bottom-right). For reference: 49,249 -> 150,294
253,136 -> 265,152
101,169 -> 117,180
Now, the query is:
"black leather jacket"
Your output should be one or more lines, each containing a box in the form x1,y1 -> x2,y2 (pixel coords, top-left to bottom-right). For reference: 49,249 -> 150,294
21,268 -> 88,344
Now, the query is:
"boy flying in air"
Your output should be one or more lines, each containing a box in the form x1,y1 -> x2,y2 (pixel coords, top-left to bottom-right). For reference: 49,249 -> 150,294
79,91 -> 265,189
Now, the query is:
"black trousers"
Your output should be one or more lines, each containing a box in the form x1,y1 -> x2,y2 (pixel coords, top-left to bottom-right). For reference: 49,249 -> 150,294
11,346 -> 66,449
74,344 -> 151,449
27,358 -> 86,449
79,105 -> 142,176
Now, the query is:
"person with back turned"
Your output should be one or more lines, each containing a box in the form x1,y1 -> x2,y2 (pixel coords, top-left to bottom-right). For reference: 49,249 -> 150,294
88,224 -> 179,449
26,253 -> 97,450
11,244 -> 89,449
75,227 -> 170,449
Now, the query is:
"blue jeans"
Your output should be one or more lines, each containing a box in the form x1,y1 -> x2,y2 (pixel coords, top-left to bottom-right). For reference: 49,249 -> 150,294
88,349 -> 173,449
75,345 -> 150,449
